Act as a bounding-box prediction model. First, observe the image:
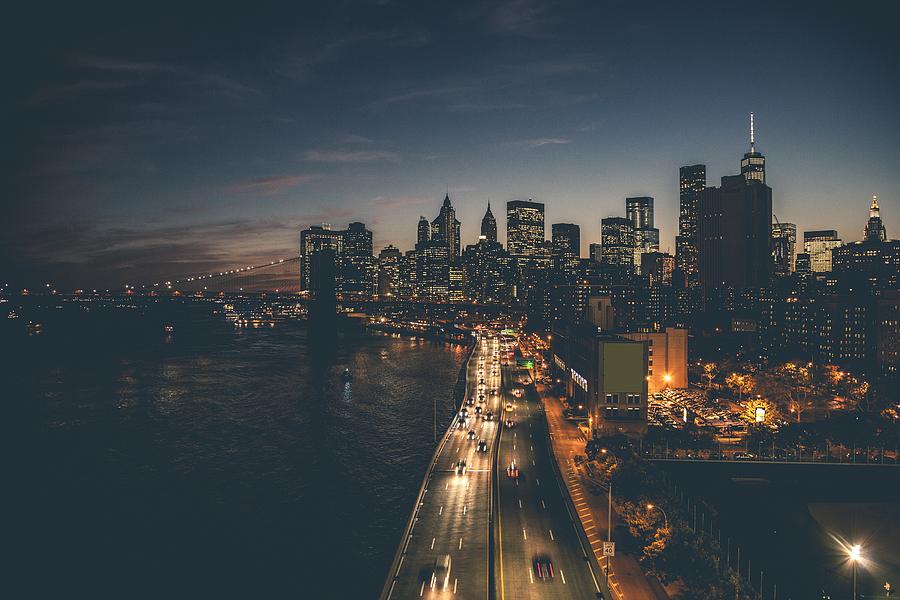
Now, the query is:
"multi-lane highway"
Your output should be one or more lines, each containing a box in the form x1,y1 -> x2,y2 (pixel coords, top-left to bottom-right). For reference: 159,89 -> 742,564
494,352 -> 603,600
382,333 -> 607,599
382,336 -> 503,600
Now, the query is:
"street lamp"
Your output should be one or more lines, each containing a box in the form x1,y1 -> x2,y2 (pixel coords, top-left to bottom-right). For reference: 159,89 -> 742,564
849,543 -> 862,600
646,503 -> 669,531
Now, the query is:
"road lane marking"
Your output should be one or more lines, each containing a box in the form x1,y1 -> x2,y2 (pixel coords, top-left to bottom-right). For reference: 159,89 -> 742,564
518,499 -> 522,508
439,506 -> 443,515
549,529 -> 554,540
459,537 -> 463,550
419,581 -> 425,596
453,578 -> 458,594
431,537 -> 436,549
523,529 -> 527,540
529,566 -> 534,583
541,500 -> 546,509
536,478 -> 540,486
463,504 -> 467,515
560,569 -> 566,584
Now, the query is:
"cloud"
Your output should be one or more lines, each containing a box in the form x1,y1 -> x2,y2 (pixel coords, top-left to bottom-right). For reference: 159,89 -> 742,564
73,55 -> 178,73
486,0 -> 555,38
228,174 -> 318,195
519,137 -> 572,147
302,149 -> 400,163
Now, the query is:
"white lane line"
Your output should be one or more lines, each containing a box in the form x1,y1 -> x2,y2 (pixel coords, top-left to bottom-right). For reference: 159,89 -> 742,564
513,444 -> 516,450
518,499 -> 522,508
549,529 -> 555,540
536,478 -> 540,486
439,506 -> 443,515
453,578 -> 458,594
530,445 -> 534,451
529,566 -> 534,584
459,537 -> 463,550
457,447 -> 460,453
419,581 -> 425,596
541,500 -> 546,509
445,482 -> 449,490
463,504 -> 467,515
523,529 -> 527,540
431,537 -> 436,549
532,459 -> 535,466
560,569 -> 566,584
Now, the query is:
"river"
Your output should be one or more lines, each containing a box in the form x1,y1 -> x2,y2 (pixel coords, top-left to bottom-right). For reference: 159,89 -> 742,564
3,297 -> 467,599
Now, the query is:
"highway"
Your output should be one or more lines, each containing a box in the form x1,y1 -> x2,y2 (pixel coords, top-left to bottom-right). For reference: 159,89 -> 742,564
382,336 -> 503,600
494,348 -> 603,600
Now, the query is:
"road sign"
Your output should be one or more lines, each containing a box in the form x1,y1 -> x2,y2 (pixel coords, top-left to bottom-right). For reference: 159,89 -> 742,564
603,541 -> 615,557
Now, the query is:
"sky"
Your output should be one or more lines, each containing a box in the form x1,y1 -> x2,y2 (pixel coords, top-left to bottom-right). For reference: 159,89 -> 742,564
4,0 -> 899,289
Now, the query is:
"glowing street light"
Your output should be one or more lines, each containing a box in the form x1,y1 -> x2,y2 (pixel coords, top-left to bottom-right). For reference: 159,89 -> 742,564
646,503 -> 669,531
848,543 -> 863,600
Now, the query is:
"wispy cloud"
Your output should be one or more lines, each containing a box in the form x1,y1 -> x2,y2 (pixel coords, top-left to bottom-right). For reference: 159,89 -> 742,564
486,0 -> 555,38
228,174 -> 318,195
73,55 -> 178,73
371,195 -> 430,209
519,137 -> 572,147
302,149 -> 400,163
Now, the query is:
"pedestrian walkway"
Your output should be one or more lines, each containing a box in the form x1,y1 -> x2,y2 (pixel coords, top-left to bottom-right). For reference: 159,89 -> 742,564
540,385 -> 670,600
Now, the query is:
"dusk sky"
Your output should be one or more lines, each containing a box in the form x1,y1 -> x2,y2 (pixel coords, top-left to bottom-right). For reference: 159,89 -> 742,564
5,0 -> 899,288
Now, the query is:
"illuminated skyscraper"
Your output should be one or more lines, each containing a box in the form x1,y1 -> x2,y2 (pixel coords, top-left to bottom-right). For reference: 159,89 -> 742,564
626,196 -> 659,274
431,193 -> 461,261
551,223 -> 580,275
507,199 -> 545,259
600,217 -> 635,273
677,164 -> 706,286
803,230 -> 841,273
299,224 -> 343,291
865,195 -> 887,242
740,112 -> 766,185
772,221 -> 797,276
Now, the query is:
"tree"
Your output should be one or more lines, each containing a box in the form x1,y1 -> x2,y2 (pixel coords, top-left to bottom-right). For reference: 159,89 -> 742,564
741,396 -> 780,426
725,373 -> 755,402
702,362 -> 719,389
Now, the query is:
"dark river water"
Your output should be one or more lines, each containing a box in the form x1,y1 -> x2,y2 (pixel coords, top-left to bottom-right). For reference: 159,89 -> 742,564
4,298 -> 467,599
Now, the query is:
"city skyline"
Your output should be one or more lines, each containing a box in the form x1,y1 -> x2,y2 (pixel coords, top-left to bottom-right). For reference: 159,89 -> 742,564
4,1 -> 899,289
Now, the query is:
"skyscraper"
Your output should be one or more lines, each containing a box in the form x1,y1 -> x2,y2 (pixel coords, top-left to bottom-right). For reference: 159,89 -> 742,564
481,201 -> 498,242
803,230 -> 842,273
417,216 -> 431,244
772,221 -> 797,276
299,224 -> 343,291
677,164 -> 706,286
377,245 -> 402,297
340,222 -> 376,296
551,223 -> 580,275
431,193 -> 461,260
698,174 -> 772,289
865,195 -> 887,242
626,196 -> 659,274
589,243 -> 603,263
600,217 -> 635,273
740,113 -> 766,185
507,199 -> 545,259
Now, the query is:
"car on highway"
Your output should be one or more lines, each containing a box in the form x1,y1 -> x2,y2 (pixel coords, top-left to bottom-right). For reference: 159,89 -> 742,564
467,429 -> 477,440
506,461 -> 518,478
431,554 -> 452,591
460,407 -> 468,418
477,439 -> 488,452
455,459 -> 467,474
475,405 -> 482,415
505,418 -> 514,427
505,402 -> 513,412
485,410 -> 493,421
533,556 -> 554,580
478,394 -> 485,402
466,397 -> 474,406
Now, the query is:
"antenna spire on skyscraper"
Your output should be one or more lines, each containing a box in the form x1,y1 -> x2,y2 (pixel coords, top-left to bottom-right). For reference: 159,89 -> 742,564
750,112 -> 756,153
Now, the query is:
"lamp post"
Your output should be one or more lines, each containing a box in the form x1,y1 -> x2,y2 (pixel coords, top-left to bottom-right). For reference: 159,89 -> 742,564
849,544 -> 862,600
646,503 -> 669,531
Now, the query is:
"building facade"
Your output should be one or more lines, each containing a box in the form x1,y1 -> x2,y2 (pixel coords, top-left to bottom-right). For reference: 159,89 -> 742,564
507,199 -> 545,259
